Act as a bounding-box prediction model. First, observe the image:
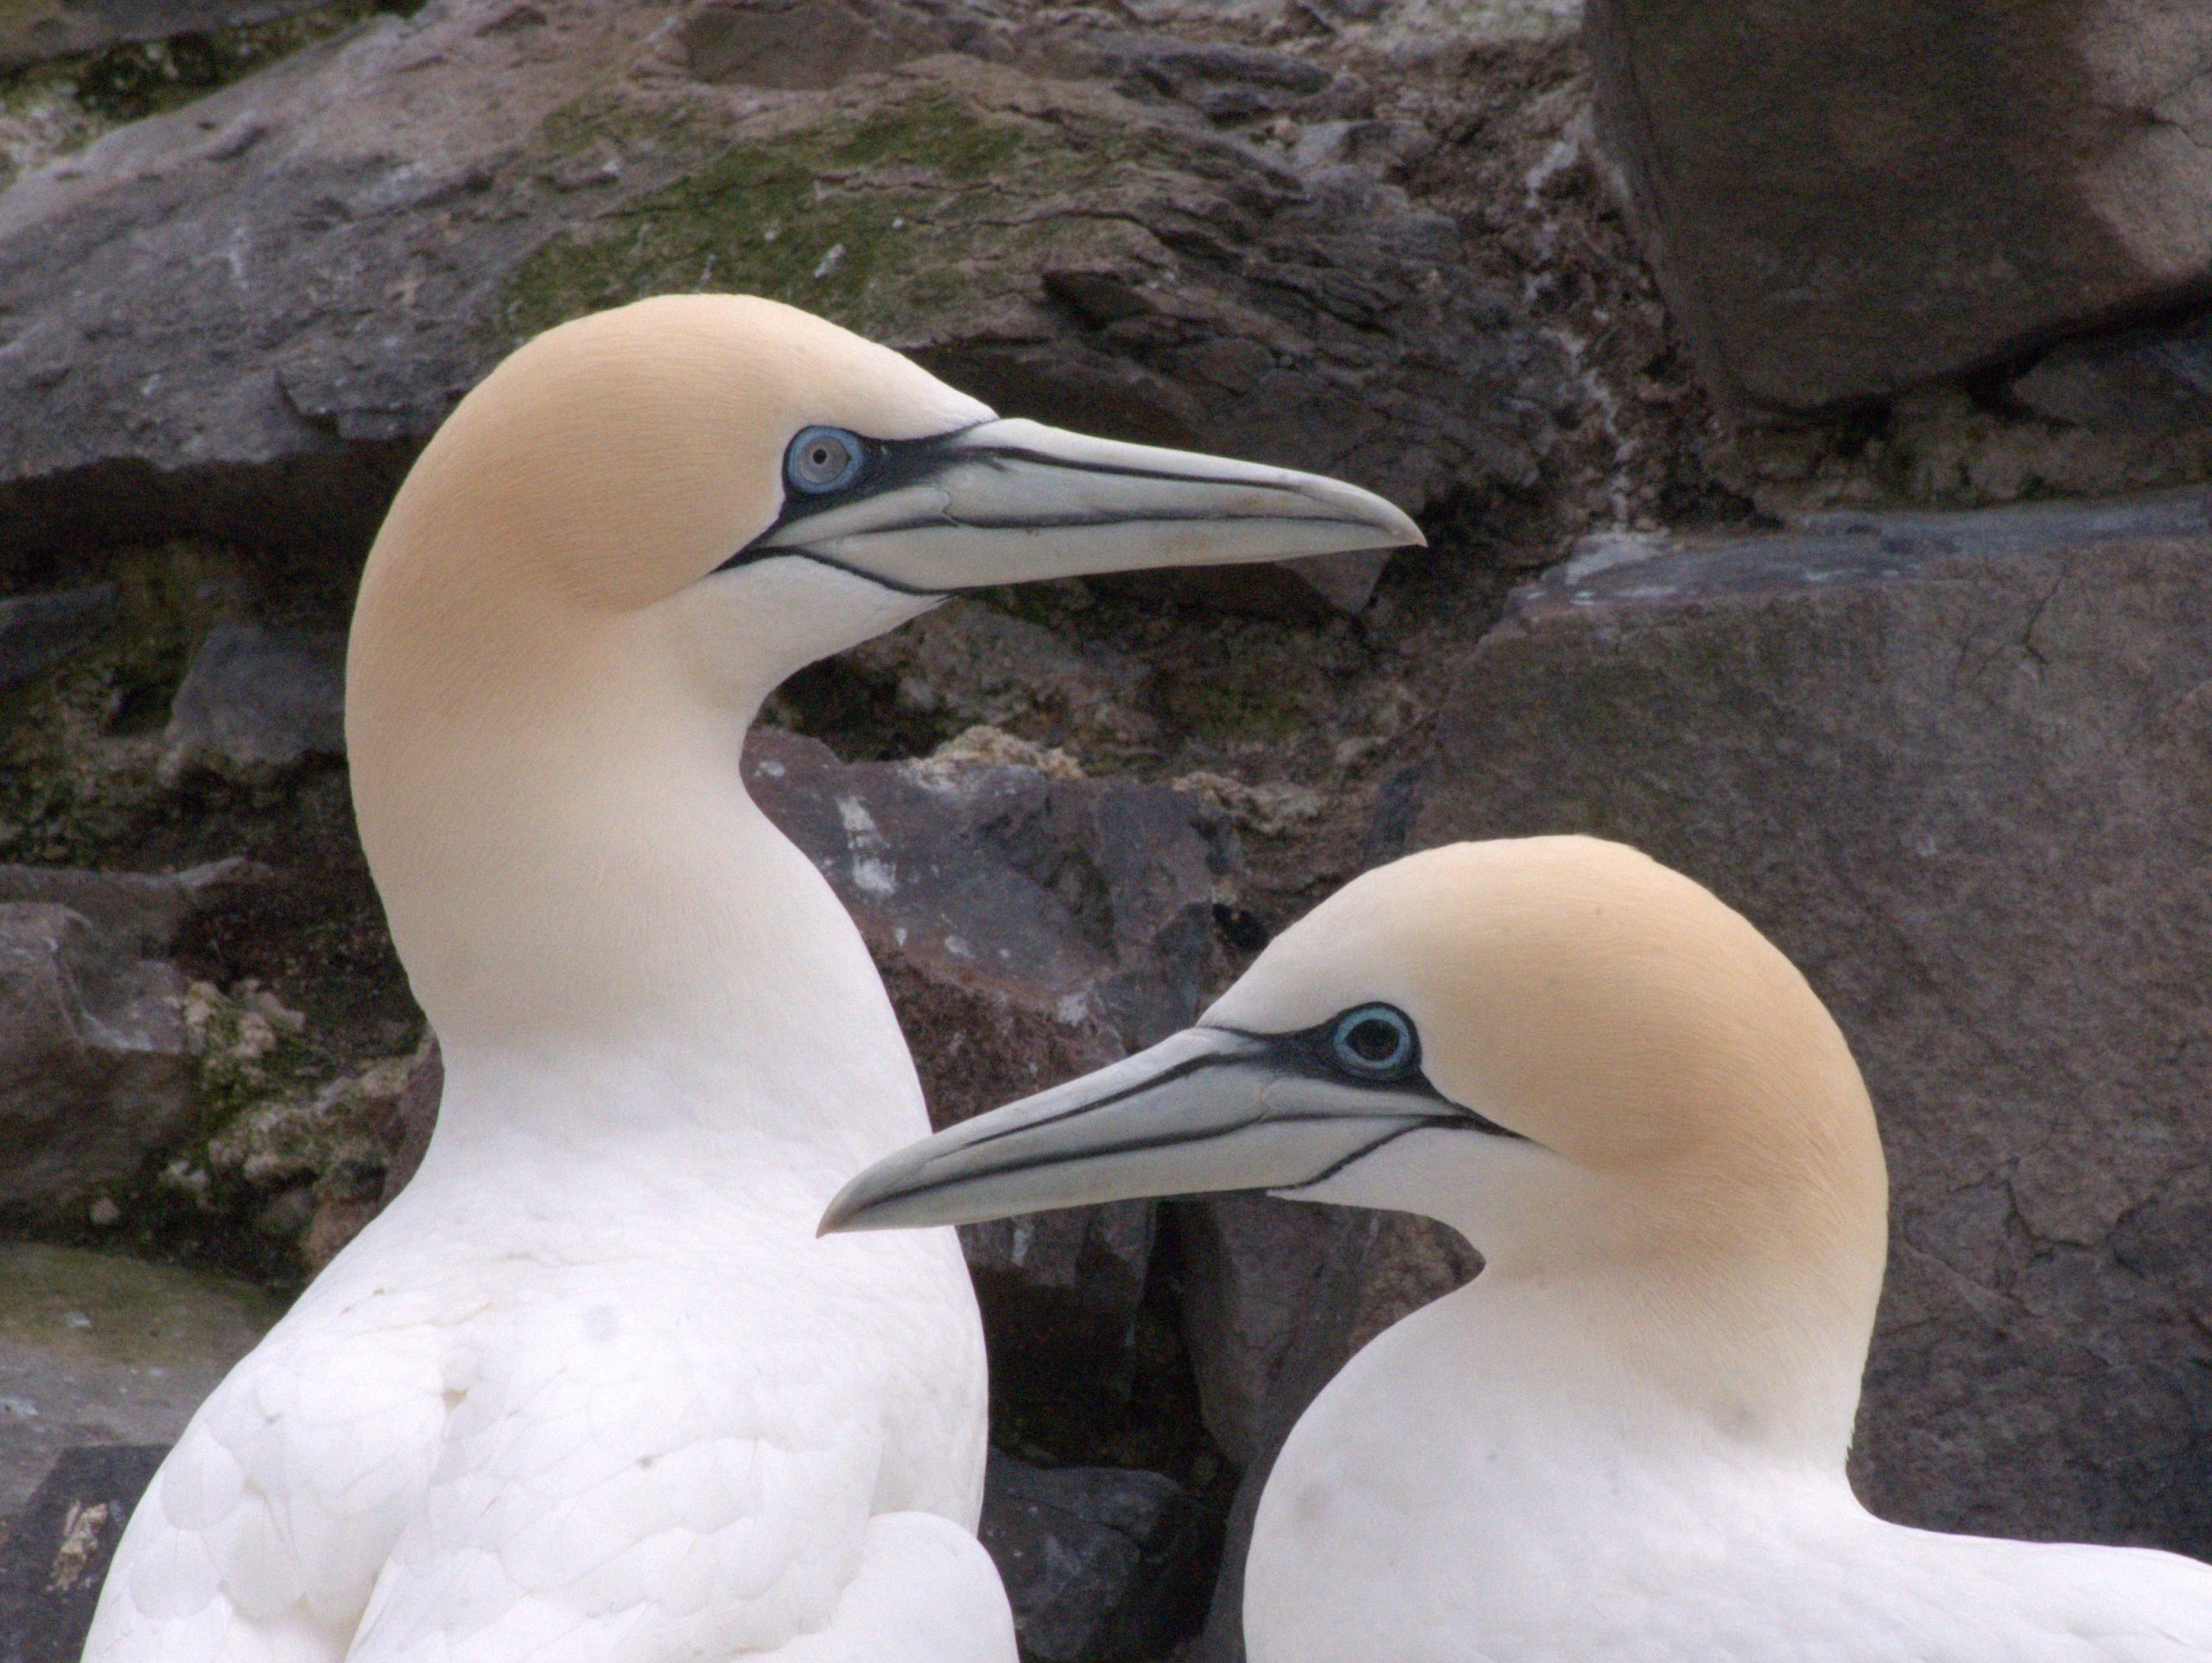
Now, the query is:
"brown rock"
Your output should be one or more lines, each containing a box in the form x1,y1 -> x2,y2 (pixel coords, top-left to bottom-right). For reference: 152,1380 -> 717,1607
1586,0 -> 2212,412
1407,487 -> 2212,1556
0,905 -> 191,1222
746,727 -> 1239,1406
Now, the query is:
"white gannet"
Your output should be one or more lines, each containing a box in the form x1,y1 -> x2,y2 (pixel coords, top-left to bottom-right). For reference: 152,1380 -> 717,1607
85,294 -> 1421,1663
824,836 -> 2212,1660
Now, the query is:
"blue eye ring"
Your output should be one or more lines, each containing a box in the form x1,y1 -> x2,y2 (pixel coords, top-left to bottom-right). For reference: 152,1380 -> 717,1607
1330,1004 -> 1417,1080
785,426 -> 867,495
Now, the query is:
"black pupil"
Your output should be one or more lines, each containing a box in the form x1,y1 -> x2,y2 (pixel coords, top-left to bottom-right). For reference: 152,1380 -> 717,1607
1347,1019 -> 1400,1062
812,443 -> 836,467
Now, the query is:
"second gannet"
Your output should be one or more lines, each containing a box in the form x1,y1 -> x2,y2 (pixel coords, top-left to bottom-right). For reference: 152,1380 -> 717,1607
825,838 -> 2212,1660
83,295 -> 1420,1663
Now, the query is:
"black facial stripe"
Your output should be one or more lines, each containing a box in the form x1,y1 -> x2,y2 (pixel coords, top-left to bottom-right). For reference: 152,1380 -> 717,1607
1217,1021 -> 1526,1139
953,1048 -> 1236,1154
903,1106 -> 1468,1209
1272,1119 -> 1440,1194
743,547 -> 944,598
713,424 -> 1339,583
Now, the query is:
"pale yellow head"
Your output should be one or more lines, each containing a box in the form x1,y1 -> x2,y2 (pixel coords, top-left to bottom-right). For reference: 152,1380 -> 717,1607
826,836 -> 1890,1449
345,295 -> 1421,1050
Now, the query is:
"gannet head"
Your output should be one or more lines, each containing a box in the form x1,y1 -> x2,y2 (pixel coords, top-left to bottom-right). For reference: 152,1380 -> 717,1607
824,838 -> 1890,1445
348,295 -> 1420,1050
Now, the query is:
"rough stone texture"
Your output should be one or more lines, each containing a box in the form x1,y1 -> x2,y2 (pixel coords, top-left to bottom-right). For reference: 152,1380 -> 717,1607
0,0 -> 1565,606
0,857 -> 262,955
1408,487 -> 2212,1556
1586,0 -> 2212,413
0,904 -> 191,1222
0,1444 -> 163,1663
979,1452 -> 1212,1663
0,1245 -> 278,1530
2012,311 -> 2212,437
0,2 -> 334,69
746,726 -> 1236,1408
0,586 -> 113,694
841,601 -> 1160,755
0,860 -> 267,1224
162,621 -> 345,778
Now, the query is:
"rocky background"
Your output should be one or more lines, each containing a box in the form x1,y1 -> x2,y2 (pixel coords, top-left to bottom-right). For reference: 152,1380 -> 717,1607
2,0 -> 2210,1657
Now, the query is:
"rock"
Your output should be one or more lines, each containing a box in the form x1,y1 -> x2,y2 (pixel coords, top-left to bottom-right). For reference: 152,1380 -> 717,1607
0,0 -> 1562,602
1586,0 -> 2212,412
0,857 -> 264,955
1407,487 -> 2212,1557
0,1245 -> 279,1529
746,727 -> 1237,1407
0,1444 -> 163,1663
841,600 -> 1157,752
979,1453 -> 1213,1663
162,621 -> 345,778
172,990 -> 436,1273
1172,1196 -> 1357,1468
0,3 -> 333,71
2012,312 -> 2212,436
0,905 -> 191,1222
0,586 -> 112,694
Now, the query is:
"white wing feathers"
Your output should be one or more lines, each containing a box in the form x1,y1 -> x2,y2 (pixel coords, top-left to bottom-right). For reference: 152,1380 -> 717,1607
85,1273 -> 1012,1663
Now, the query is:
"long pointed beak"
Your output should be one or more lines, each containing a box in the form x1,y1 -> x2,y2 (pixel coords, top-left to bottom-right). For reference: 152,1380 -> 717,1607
819,1026 -> 1459,1235
739,418 -> 1423,594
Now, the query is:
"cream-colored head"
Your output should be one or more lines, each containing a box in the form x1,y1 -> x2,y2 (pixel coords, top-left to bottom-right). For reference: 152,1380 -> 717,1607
824,838 -> 1889,1450
346,295 -> 1421,1052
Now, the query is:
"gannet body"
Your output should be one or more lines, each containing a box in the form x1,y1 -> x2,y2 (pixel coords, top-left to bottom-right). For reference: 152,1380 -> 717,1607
83,295 -> 1420,1663
826,838 -> 2212,1660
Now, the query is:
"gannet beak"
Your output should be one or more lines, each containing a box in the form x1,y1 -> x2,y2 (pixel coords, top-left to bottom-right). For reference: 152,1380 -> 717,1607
820,1024 -> 1504,1235
727,417 -> 1423,595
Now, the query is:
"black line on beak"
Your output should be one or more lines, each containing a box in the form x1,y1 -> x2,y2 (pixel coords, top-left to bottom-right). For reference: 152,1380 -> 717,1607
711,424 -> 1352,589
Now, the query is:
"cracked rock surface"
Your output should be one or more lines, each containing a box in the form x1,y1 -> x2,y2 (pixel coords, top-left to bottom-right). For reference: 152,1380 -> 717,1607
1411,488 -> 2212,1556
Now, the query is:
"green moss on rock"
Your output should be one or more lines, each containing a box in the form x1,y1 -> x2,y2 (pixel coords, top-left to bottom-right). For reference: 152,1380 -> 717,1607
497,89 -> 1128,346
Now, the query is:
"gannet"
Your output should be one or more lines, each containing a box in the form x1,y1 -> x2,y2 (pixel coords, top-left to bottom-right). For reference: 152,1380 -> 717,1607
824,837 -> 2212,1660
84,294 -> 1421,1663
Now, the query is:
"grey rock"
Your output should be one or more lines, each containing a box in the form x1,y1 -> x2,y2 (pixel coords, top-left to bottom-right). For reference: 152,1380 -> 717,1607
746,727 -> 1237,1408
2012,312 -> 2212,435
0,2 -> 333,70
162,622 -> 345,777
1586,0 -> 2212,412
0,0 -> 1563,604
1173,1195 -> 1360,1468
0,857 -> 265,955
0,1245 -> 279,1529
1408,486 -> 2212,1556
0,1444 -> 163,1663
980,1453 -> 1211,1663
0,586 -> 112,694
0,904 -> 192,1222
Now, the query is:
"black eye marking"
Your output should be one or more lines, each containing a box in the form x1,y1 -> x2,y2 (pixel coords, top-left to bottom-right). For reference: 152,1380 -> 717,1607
1330,1004 -> 1418,1080
785,426 -> 868,496
1211,1009 -> 1525,1141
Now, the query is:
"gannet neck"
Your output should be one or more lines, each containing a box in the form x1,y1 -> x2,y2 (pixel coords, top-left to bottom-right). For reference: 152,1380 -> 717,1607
352,529 -> 929,1156
1365,1134 -> 1879,1459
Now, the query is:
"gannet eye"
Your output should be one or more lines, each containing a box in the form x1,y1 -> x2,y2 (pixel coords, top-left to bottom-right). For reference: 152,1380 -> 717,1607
1330,1004 -> 1417,1080
786,427 -> 867,495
